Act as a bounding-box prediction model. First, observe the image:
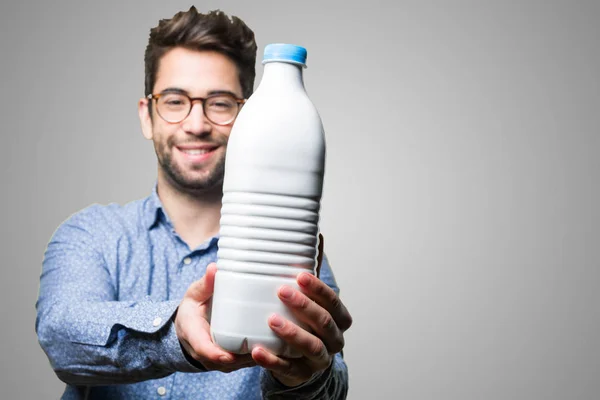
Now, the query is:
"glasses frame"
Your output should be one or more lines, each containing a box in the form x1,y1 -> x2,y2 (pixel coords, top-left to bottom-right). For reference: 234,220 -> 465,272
147,92 -> 246,126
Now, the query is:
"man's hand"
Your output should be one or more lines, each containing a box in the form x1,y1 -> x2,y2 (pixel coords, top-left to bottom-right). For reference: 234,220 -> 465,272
250,235 -> 353,387
175,263 -> 256,372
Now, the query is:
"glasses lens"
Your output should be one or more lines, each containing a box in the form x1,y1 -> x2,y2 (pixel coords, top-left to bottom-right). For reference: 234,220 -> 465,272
205,95 -> 239,125
157,93 -> 190,123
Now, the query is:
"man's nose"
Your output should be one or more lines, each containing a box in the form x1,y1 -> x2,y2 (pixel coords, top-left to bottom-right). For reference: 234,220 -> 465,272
182,101 -> 211,135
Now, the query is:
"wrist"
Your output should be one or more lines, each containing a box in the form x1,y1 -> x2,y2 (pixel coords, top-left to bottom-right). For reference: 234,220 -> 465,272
269,370 -> 309,388
269,356 -> 334,388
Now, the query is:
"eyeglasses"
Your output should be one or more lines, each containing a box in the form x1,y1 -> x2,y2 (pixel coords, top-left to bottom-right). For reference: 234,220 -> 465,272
147,91 -> 246,125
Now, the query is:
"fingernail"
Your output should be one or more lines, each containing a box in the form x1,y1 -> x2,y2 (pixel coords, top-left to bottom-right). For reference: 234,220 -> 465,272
270,314 -> 285,328
298,273 -> 311,287
219,355 -> 233,363
279,285 -> 293,299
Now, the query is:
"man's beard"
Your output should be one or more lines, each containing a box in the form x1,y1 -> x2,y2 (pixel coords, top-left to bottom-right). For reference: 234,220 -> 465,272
156,138 -> 227,193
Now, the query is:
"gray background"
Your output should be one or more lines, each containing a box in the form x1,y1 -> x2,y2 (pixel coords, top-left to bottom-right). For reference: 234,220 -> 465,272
1,0 -> 599,399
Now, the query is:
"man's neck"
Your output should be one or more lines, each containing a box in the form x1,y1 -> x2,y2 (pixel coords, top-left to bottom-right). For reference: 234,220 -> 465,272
156,177 -> 222,250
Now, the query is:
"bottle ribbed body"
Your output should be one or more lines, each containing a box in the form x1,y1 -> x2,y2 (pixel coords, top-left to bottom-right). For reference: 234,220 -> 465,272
219,191 -> 320,274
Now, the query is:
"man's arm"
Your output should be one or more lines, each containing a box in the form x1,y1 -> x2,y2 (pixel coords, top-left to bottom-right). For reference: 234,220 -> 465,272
35,210 -> 203,385
35,209 -> 252,385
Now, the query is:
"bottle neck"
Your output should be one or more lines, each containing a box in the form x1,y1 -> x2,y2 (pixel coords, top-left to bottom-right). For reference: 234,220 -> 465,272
259,61 -> 305,91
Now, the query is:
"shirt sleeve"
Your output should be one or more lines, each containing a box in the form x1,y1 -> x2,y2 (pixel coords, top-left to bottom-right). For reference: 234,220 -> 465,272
260,254 -> 350,399
35,209 -> 203,386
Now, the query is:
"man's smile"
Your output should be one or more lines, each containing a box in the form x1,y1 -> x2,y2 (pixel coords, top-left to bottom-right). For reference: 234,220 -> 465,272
175,143 -> 220,163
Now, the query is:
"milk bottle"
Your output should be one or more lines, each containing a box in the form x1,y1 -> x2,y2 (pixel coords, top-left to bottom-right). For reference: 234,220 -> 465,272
211,44 -> 325,357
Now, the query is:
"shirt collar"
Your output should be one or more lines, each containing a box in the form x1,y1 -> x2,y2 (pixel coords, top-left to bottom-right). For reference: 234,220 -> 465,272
143,183 -> 221,249
144,182 -> 170,230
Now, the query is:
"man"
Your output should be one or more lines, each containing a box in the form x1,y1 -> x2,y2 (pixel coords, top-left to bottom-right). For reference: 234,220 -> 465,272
35,6 -> 352,400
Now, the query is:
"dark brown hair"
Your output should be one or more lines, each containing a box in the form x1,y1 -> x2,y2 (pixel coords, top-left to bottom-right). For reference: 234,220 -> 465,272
144,6 -> 257,99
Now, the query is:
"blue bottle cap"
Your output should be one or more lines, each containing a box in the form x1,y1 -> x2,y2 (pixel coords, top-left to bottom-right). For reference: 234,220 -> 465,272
262,43 -> 307,67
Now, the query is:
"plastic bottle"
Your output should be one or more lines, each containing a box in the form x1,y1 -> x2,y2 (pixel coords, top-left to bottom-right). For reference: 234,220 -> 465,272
210,44 -> 325,357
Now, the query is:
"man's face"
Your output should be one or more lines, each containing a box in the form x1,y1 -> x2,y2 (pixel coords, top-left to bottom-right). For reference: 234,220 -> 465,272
139,47 -> 243,193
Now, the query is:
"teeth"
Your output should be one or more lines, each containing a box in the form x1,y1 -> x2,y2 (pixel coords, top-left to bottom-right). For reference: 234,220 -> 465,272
182,149 -> 210,155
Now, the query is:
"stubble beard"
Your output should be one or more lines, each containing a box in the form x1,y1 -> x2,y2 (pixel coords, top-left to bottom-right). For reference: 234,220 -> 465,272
156,138 -> 227,194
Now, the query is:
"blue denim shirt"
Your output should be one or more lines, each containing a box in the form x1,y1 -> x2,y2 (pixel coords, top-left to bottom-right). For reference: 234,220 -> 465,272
35,186 -> 348,399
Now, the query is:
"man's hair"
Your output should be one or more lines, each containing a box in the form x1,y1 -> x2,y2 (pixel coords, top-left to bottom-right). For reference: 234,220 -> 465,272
144,6 -> 257,99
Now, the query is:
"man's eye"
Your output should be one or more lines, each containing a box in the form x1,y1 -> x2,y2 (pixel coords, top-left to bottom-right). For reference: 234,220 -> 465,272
161,95 -> 188,108
208,99 -> 234,109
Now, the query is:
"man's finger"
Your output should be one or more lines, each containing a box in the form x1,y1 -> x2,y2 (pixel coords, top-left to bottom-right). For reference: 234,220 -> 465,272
297,273 -> 353,332
267,314 -> 332,366
185,263 -> 217,302
277,285 -> 344,354
251,346 -> 314,387
177,297 -> 233,363
183,314 -> 247,366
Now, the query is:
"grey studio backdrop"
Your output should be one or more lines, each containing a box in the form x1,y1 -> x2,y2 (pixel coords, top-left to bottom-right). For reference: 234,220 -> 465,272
1,0 -> 599,399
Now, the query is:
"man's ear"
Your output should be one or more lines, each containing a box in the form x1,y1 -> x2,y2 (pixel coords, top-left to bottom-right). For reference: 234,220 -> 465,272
138,97 -> 153,140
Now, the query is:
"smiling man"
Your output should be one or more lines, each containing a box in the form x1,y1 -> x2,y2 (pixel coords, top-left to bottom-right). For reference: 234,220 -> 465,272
35,6 -> 352,400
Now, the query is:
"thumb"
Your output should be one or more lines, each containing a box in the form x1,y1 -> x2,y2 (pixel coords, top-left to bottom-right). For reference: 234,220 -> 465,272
185,262 -> 217,303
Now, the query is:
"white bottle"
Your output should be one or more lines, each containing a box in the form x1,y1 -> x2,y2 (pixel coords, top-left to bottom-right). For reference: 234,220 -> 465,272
210,44 -> 325,357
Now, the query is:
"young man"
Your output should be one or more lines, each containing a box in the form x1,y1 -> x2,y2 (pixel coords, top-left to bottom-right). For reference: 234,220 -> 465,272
35,7 -> 352,399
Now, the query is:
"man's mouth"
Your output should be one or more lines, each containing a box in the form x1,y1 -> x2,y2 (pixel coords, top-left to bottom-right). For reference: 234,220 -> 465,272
175,144 -> 220,163
180,148 -> 214,155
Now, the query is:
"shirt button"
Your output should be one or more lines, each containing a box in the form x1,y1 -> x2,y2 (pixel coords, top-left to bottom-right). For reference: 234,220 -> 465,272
183,257 -> 192,265
152,317 -> 162,327
157,386 -> 166,396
